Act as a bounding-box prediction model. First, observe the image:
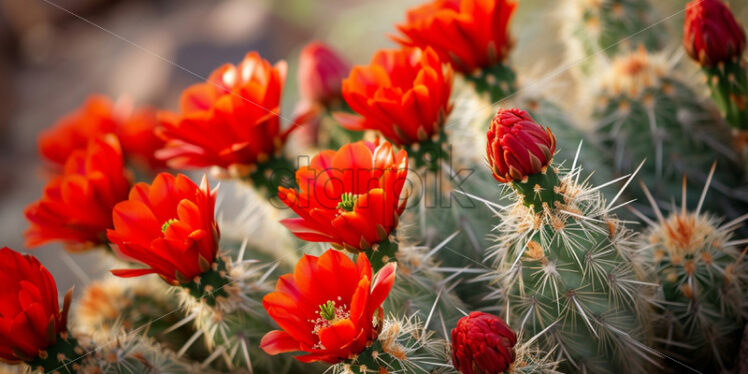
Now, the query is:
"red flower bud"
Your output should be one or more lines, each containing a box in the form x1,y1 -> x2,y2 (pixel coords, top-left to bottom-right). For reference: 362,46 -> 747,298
486,108 -> 556,183
0,247 -> 71,362
684,0 -> 746,66
451,311 -> 516,374
298,42 -> 349,107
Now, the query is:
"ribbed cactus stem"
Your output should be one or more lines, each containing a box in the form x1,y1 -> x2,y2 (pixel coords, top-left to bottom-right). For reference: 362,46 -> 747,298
365,237 -> 399,274
703,59 -> 748,131
179,256 -> 231,307
510,166 -> 564,214
463,62 -> 517,103
26,335 -> 83,374
403,127 -> 450,172
487,161 -> 655,373
224,154 -> 296,198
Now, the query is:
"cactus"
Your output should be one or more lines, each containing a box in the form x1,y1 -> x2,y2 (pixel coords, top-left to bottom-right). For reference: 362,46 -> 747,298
478,108 -> 658,373
562,0 -> 666,75
73,276 -> 210,361
486,163 -> 657,373
75,333 -> 206,374
634,169 -> 748,372
592,48 -> 744,211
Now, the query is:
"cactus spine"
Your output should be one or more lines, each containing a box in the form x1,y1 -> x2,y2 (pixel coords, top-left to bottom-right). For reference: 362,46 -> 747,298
636,171 -> 748,372
485,160 -> 656,373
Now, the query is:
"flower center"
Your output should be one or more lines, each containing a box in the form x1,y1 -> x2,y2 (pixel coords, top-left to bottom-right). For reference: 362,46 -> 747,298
161,218 -> 178,232
337,193 -> 357,211
309,297 -> 350,349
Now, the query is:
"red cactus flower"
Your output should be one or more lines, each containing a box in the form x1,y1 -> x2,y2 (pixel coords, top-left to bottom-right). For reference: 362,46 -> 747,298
451,311 -> 516,374
684,0 -> 746,66
298,42 -> 350,108
260,249 -> 397,363
394,0 -> 517,73
158,52 -> 297,171
278,140 -> 408,251
38,95 -> 118,166
37,95 -> 167,172
25,135 -> 131,251
116,106 -> 169,171
0,247 -> 72,362
107,173 -> 219,284
486,108 -> 556,183
338,47 -> 453,146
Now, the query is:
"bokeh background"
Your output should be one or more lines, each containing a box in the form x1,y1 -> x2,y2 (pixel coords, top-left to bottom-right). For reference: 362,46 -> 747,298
0,0 -> 746,293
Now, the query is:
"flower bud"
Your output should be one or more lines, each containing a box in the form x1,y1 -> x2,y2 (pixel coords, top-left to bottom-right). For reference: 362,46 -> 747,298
684,0 -> 746,66
298,42 -> 349,107
486,108 -> 556,183
451,311 -> 516,374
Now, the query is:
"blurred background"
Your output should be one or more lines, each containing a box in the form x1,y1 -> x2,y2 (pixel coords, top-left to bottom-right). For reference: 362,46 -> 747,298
0,0 -> 746,293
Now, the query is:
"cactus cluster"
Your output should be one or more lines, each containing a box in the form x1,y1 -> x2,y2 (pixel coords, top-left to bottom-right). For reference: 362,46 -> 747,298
4,0 -> 748,374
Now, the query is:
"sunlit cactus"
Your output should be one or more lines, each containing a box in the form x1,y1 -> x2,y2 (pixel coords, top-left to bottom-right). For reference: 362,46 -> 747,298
75,333 -> 205,374
562,0 -> 665,75
477,108 -> 657,373
634,168 -> 748,372
592,47 -> 743,211
73,276 -> 208,360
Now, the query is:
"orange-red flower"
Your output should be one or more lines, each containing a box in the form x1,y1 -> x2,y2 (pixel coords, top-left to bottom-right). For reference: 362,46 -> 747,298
107,173 -> 219,284
37,94 -> 167,171
260,249 -> 396,363
338,47 -> 453,146
298,42 -> 350,108
394,0 -> 517,73
25,135 -> 131,251
38,95 -> 118,166
116,106 -> 169,171
0,247 -> 72,362
684,0 -> 746,67
278,141 -> 408,251
158,52 -> 295,171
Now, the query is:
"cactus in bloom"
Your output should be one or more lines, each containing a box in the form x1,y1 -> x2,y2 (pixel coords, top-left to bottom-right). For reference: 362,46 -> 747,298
562,0 -> 666,75
684,0 -> 748,132
481,108 -> 656,373
592,47 -> 743,211
634,169 -> 748,372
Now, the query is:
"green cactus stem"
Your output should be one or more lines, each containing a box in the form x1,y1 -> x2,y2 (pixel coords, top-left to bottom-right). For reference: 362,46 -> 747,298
702,58 -> 748,131
462,62 -> 517,103
484,159 -> 657,373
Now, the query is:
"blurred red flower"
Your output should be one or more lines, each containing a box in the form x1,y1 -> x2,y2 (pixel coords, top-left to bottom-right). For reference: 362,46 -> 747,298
338,47 -> 453,146
37,94 -> 167,172
261,249 -> 396,363
298,41 -> 350,108
486,108 -> 556,183
158,52 -> 296,171
108,173 -> 219,284
278,140 -> 408,251
684,0 -> 746,66
0,247 -> 72,362
394,0 -> 517,73
25,135 -> 131,251
451,311 -> 516,374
